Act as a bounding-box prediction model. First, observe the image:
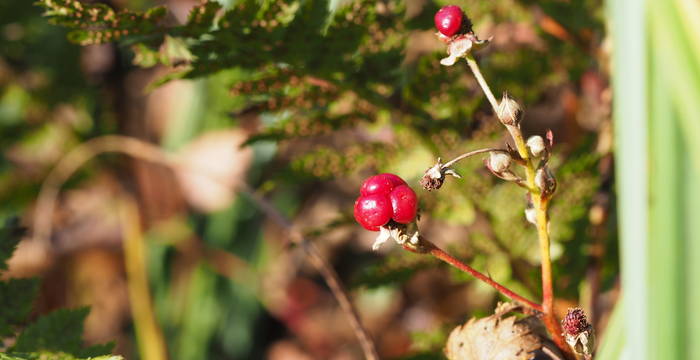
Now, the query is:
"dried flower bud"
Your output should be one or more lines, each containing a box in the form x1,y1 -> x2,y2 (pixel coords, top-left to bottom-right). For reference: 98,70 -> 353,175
372,221 -> 423,252
562,308 -> 595,356
526,135 -> 545,157
534,167 -> 556,197
488,152 -> 511,173
497,94 -> 522,126
524,206 -> 537,225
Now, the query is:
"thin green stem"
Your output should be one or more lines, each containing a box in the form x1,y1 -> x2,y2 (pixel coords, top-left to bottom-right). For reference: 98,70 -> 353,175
466,55 -> 499,112
441,147 -> 507,169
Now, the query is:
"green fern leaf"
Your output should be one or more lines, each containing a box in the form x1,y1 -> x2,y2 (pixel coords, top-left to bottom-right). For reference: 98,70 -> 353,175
0,217 -> 24,272
11,308 -> 114,358
0,279 -> 40,337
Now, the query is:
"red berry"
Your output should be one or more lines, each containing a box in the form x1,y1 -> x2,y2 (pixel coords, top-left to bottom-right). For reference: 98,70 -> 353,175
434,5 -> 463,37
382,173 -> 407,187
389,185 -> 418,224
354,194 -> 393,231
360,173 -> 406,196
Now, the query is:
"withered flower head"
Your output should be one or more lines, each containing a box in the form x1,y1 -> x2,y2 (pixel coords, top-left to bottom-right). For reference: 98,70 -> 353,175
562,308 -> 589,336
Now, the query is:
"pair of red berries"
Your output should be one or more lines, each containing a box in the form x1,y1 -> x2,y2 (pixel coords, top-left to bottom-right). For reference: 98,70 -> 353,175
434,5 -> 466,37
353,173 -> 418,231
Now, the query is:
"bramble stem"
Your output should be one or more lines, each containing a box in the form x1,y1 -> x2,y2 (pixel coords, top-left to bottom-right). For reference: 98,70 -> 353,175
464,55 -> 573,358
406,239 -> 543,312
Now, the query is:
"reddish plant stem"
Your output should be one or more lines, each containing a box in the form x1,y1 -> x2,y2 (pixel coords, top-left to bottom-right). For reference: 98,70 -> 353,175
414,240 -> 543,312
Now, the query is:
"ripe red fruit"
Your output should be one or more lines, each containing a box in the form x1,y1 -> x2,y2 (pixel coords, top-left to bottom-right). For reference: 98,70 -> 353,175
389,185 -> 418,224
354,194 -> 393,231
355,173 -> 418,231
383,173 -> 407,187
360,173 -> 406,196
434,5 -> 463,37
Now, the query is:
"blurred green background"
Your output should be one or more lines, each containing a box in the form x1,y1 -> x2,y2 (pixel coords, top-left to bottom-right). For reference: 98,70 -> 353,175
0,0 -> 697,358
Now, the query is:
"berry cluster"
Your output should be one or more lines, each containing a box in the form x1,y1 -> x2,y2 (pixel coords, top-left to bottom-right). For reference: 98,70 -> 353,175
353,174 -> 418,231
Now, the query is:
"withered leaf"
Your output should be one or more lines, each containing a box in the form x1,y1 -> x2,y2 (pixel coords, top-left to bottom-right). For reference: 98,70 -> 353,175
444,303 -> 543,360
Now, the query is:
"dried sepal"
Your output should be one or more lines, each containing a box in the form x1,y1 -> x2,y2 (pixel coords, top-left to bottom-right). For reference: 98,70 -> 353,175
371,221 -> 421,251
539,129 -> 555,165
439,32 -> 491,66
534,167 -> 557,199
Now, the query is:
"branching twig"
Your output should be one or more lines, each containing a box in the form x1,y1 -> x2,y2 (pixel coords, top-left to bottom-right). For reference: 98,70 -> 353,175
441,147 -> 507,169
32,135 -> 379,360
463,54 -> 572,358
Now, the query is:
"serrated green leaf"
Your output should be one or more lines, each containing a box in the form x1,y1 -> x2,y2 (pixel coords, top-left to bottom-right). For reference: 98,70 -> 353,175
12,308 -> 113,358
185,1 -> 222,33
0,278 -> 40,337
0,217 -> 25,272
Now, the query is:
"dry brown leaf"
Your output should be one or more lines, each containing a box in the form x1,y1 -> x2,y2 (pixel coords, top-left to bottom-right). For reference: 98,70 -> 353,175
444,302 -> 544,360
175,130 -> 253,212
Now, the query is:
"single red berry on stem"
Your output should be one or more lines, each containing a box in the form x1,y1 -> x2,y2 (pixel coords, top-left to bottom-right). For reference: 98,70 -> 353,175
434,5 -> 463,37
354,194 -> 393,231
360,173 -> 406,196
389,185 -> 418,224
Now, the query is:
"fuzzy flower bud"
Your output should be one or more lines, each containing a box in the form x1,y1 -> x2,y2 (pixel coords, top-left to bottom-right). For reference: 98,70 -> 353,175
526,135 -> 545,157
488,152 -> 511,173
497,94 -> 522,126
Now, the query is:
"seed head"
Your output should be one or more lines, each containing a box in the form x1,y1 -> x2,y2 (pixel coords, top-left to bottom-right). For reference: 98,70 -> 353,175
562,308 -> 595,356
562,308 -> 589,336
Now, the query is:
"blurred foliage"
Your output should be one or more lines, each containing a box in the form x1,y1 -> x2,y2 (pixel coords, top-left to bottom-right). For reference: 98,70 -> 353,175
0,0 -> 617,358
0,220 -> 119,360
